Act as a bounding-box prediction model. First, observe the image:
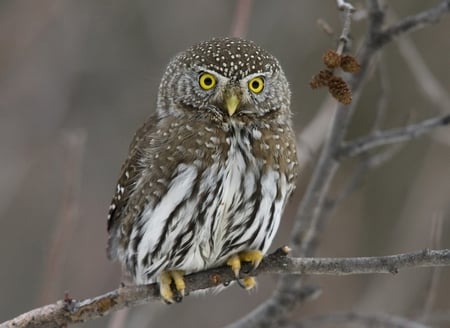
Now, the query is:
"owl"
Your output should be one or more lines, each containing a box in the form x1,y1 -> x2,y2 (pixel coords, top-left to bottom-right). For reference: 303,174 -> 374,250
107,37 -> 299,303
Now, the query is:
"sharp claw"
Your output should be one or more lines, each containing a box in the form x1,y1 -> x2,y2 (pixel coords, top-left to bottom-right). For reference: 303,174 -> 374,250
227,251 -> 262,290
226,254 -> 242,279
160,271 -> 187,304
234,277 -> 258,290
248,259 -> 262,274
172,270 -> 185,303
242,276 -> 256,290
236,278 -> 247,289
160,272 -> 175,304
239,250 -> 263,274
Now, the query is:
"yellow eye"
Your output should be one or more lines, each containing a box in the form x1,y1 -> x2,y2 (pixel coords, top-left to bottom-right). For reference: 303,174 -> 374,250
248,76 -> 264,94
199,72 -> 217,90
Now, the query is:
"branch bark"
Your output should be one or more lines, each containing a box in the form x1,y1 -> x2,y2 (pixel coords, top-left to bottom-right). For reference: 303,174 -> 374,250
375,0 -> 450,48
2,248 -> 449,328
338,114 -> 450,158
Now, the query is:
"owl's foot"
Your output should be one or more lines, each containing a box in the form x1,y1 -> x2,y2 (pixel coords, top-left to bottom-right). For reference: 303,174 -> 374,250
226,250 -> 263,290
159,270 -> 185,304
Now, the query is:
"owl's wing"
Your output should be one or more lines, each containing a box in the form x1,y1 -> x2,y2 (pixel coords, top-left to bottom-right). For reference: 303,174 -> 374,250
106,115 -> 156,260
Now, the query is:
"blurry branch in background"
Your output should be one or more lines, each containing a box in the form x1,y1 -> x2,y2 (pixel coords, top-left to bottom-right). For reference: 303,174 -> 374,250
2,248 -> 450,328
38,130 -> 87,305
391,8 -> 450,147
228,1 -> 450,328
338,114 -> 450,158
395,26 -> 450,114
295,96 -> 336,166
230,0 -> 252,38
375,0 -> 450,48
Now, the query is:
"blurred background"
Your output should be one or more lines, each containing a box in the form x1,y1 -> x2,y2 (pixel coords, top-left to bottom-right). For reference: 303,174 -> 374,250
1,1 -> 449,327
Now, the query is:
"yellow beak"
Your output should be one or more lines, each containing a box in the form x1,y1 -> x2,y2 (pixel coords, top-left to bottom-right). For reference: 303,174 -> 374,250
225,94 -> 240,116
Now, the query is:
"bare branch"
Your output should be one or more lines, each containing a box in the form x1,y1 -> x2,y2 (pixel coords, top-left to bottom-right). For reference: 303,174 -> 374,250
395,30 -> 450,114
375,0 -> 450,48
371,53 -> 391,131
292,312 -> 429,328
335,0 -> 355,54
230,0 -> 253,38
3,248 -> 449,328
339,114 -> 450,158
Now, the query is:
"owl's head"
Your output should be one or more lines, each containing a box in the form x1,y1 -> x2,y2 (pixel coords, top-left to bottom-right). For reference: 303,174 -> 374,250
157,37 -> 291,123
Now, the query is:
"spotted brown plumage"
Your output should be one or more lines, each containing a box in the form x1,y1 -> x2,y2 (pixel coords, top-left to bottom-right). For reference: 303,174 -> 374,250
107,37 -> 299,303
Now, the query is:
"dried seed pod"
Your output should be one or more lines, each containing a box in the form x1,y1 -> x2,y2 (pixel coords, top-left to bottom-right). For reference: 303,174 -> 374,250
322,49 -> 342,69
310,69 -> 333,89
341,54 -> 361,73
328,76 -> 352,104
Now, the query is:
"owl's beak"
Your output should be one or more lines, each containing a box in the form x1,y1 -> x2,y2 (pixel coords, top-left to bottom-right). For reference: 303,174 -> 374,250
225,94 -> 240,116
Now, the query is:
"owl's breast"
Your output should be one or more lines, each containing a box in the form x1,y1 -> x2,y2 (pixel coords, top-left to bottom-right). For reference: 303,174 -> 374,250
193,123 -> 292,266
130,121 -> 295,280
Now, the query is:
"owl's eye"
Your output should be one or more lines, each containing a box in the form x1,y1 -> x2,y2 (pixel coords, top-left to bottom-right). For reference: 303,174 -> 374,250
248,76 -> 264,94
199,72 -> 217,90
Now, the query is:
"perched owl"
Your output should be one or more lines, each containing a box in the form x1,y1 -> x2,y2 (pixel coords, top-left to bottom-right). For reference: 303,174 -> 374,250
107,37 -> 299,303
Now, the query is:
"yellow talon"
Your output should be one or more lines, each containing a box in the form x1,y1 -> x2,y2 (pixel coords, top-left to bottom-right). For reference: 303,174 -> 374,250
159,270 -> 186,304
239,250 -> 263,269
172,270 -> 186,297
242,276 -> 257,290
160,271 -> 174,304
226,250 -> 263,290
226,254 -> 242,278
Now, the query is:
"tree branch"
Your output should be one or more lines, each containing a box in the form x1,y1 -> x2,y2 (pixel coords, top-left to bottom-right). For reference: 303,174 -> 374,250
339,114 -> 450,158
2,248 -> 449,328
230,0 -> 253,38
375,0 -> 450,49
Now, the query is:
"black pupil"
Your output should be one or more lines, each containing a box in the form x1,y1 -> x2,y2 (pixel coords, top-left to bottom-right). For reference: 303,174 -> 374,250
204,77 -> 212,86
252,80 -> 260,89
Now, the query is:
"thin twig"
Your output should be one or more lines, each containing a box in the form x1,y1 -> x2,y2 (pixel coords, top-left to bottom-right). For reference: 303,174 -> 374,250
395,29 -> 450,114
375,0 -> 450,48
2,248 -> 449,328
372,52 -> 391,131
335,0 -> 355,54
392,10 -> 450,147
230,0 -> 253,38
339,114 -> 450,158
319,52 -> 397,221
